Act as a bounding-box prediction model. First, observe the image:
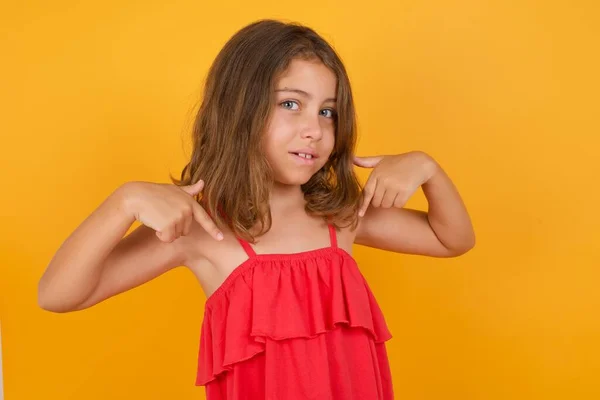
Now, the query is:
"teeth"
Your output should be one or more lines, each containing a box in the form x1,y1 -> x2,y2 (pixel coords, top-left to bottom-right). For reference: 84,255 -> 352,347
297,153 -> 313,159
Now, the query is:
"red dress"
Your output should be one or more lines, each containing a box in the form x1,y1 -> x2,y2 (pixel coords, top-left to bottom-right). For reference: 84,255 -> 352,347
195,224 -> 394,399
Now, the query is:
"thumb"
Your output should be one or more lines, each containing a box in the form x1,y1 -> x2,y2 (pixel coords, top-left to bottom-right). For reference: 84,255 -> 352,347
353,155 -> 384,168
180,179 -> 204,196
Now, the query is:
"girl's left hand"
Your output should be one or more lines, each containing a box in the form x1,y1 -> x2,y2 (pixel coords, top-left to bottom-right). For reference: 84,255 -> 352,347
353,151 -> 438,217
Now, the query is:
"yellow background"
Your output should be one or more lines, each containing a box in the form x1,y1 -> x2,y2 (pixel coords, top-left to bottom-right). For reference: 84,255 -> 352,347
2,1 -> 599,399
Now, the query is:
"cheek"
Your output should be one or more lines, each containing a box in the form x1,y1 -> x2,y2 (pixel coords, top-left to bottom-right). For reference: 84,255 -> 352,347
263,129 -> 285,156
265,111 -> 293,140
262,137 -> 279,166
262,130 -> 290,168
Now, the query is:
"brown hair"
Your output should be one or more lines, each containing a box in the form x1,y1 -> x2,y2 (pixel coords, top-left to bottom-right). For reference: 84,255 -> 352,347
172,19 -> 362,243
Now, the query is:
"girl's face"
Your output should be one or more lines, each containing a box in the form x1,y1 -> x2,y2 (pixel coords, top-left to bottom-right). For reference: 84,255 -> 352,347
263,58 -> 337,186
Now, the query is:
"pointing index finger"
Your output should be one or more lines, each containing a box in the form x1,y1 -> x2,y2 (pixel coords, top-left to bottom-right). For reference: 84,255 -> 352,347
192,202 -> 224,241
359,178 -> 376,217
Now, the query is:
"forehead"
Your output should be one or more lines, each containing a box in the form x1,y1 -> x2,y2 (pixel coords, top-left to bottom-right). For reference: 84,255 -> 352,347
275,58 -> 337,96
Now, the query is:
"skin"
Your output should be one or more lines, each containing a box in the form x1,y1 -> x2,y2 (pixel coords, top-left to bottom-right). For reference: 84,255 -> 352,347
37,58 -> 475,313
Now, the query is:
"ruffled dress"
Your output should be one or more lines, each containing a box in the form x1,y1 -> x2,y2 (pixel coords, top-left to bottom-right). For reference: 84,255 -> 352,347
195,224 -> 394,399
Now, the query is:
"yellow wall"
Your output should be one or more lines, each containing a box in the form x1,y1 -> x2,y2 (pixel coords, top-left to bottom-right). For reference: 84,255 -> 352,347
2,1 -> 599,399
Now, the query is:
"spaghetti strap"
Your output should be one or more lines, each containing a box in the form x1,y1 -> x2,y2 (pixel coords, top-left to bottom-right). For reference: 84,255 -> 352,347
328,224 -> 338,248
204,204 -> 255,258
237,237 -> 256,258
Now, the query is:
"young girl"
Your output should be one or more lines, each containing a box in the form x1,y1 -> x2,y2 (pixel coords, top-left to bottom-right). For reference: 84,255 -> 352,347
38,19 -> 475,399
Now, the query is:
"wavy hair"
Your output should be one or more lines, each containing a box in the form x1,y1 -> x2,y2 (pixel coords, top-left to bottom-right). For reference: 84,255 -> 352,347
172,19 -> 362,243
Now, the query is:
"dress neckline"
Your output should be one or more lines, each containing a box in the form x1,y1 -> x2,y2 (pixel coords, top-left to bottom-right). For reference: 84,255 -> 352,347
204,247 -> 358,310
204,223 -> 347,308
235,223 -> 338,257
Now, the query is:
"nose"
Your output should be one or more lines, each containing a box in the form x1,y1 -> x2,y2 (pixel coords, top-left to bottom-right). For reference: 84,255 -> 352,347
300,114 -> 323,141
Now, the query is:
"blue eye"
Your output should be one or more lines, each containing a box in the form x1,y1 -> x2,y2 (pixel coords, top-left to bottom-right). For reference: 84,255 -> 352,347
279,100 -> 337,118
320,109 -> 336,118
281,100 -> 299,110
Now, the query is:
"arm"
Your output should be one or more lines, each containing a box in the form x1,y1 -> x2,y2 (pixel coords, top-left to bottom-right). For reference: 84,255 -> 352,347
354,152 -> 475,257
38,183 -> 187,313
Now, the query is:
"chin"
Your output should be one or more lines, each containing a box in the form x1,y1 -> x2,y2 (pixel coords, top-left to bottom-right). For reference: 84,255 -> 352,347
275,171 -> 316,186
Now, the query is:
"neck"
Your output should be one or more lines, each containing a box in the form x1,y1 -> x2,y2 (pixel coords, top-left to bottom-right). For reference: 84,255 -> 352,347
269,182 -> 305,216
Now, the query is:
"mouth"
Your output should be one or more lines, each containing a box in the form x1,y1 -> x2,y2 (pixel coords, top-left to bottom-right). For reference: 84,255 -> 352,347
291,152 -> 315,159
289,152 -> 317,165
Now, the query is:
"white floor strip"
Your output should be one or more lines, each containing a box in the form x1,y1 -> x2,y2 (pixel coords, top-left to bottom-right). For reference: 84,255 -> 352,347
0,320 -> 4,400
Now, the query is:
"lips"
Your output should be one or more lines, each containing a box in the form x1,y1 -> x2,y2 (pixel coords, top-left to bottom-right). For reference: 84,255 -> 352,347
291,152 -> 314,160
290,148 -> 318,158
289,151 -> 317,165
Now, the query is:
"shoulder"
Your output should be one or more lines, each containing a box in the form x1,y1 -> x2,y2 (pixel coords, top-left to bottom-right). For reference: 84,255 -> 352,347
176,219 -> 217,266
335,219 -> 361,254
176,218 -> 248,268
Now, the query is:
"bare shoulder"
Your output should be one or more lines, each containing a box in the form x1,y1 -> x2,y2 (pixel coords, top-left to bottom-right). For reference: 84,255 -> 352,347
176,220 -> 216,272
176,219 -> 251,296
335,219 -> 361,255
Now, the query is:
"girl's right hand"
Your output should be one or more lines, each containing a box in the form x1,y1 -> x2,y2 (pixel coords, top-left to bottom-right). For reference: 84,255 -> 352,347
121,180 -> 223,243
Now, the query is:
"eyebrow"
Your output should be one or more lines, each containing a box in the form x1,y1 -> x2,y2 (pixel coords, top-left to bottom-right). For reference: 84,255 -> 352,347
275,88 -> 337,103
